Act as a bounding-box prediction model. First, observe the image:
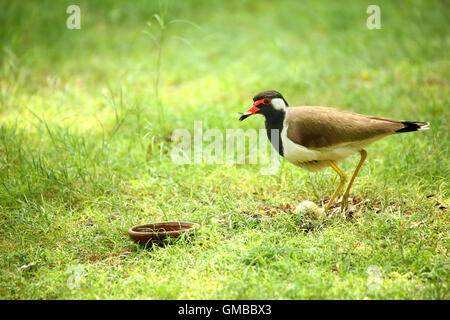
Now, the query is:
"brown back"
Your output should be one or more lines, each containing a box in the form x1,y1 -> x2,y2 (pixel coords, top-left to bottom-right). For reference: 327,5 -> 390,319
286,106 -> 405,149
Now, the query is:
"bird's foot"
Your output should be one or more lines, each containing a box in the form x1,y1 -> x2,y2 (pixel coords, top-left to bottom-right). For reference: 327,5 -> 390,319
342,192 -> 353,210
323,196 -> 367,219
340,204 -> 352,219
341,196 -> 350,218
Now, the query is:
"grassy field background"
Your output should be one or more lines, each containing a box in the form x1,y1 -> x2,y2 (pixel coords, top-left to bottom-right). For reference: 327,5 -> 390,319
0,0 -> 448,299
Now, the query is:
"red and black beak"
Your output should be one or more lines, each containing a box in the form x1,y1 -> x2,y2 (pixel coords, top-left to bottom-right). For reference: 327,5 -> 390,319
239,99 -> 268,121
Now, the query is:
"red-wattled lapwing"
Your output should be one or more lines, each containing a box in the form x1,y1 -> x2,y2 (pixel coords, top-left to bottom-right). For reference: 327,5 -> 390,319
239,90 -> 429,213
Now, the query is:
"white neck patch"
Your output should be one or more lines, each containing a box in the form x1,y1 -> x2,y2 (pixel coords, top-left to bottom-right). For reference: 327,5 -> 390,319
271,98 -> 287,111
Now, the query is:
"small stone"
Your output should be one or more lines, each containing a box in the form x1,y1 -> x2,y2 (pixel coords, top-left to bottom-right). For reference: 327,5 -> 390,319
294,201 -> 322,217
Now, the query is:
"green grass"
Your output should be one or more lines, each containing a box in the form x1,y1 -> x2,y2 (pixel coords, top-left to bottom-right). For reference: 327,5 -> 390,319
0,0 -> 449,299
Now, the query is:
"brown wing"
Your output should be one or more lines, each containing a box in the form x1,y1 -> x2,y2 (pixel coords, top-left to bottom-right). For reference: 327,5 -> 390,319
286,106 -> 405,149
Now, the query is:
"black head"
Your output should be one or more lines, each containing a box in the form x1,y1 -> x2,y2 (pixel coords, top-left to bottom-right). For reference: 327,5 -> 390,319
239,90 -> 288,121
252,90 -> 287,103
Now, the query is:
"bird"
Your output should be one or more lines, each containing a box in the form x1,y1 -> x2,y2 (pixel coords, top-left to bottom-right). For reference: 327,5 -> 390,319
239,90 -> 429,214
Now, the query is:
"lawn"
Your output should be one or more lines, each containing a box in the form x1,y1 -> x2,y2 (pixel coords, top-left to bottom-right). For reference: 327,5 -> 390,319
0,0 -> 448,299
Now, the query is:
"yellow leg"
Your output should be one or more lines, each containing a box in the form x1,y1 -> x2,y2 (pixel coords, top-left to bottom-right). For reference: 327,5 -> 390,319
342,149 -> 367,210
324,160 -> 347,213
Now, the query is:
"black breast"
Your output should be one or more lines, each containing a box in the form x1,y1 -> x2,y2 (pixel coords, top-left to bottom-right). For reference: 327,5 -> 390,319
264,111 -> 285,157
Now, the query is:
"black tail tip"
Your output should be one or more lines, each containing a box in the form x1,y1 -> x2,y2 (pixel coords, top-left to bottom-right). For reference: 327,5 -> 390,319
396,121 -> 430,133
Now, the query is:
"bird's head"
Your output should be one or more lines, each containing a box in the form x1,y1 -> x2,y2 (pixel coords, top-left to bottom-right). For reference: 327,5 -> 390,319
239,90 -> 288,121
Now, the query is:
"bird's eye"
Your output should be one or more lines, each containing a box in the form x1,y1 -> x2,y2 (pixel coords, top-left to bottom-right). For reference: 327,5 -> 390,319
264,98 -> 271,104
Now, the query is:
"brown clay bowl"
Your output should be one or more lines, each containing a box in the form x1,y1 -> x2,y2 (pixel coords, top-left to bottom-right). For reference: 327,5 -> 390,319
128,221 -> 200,244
